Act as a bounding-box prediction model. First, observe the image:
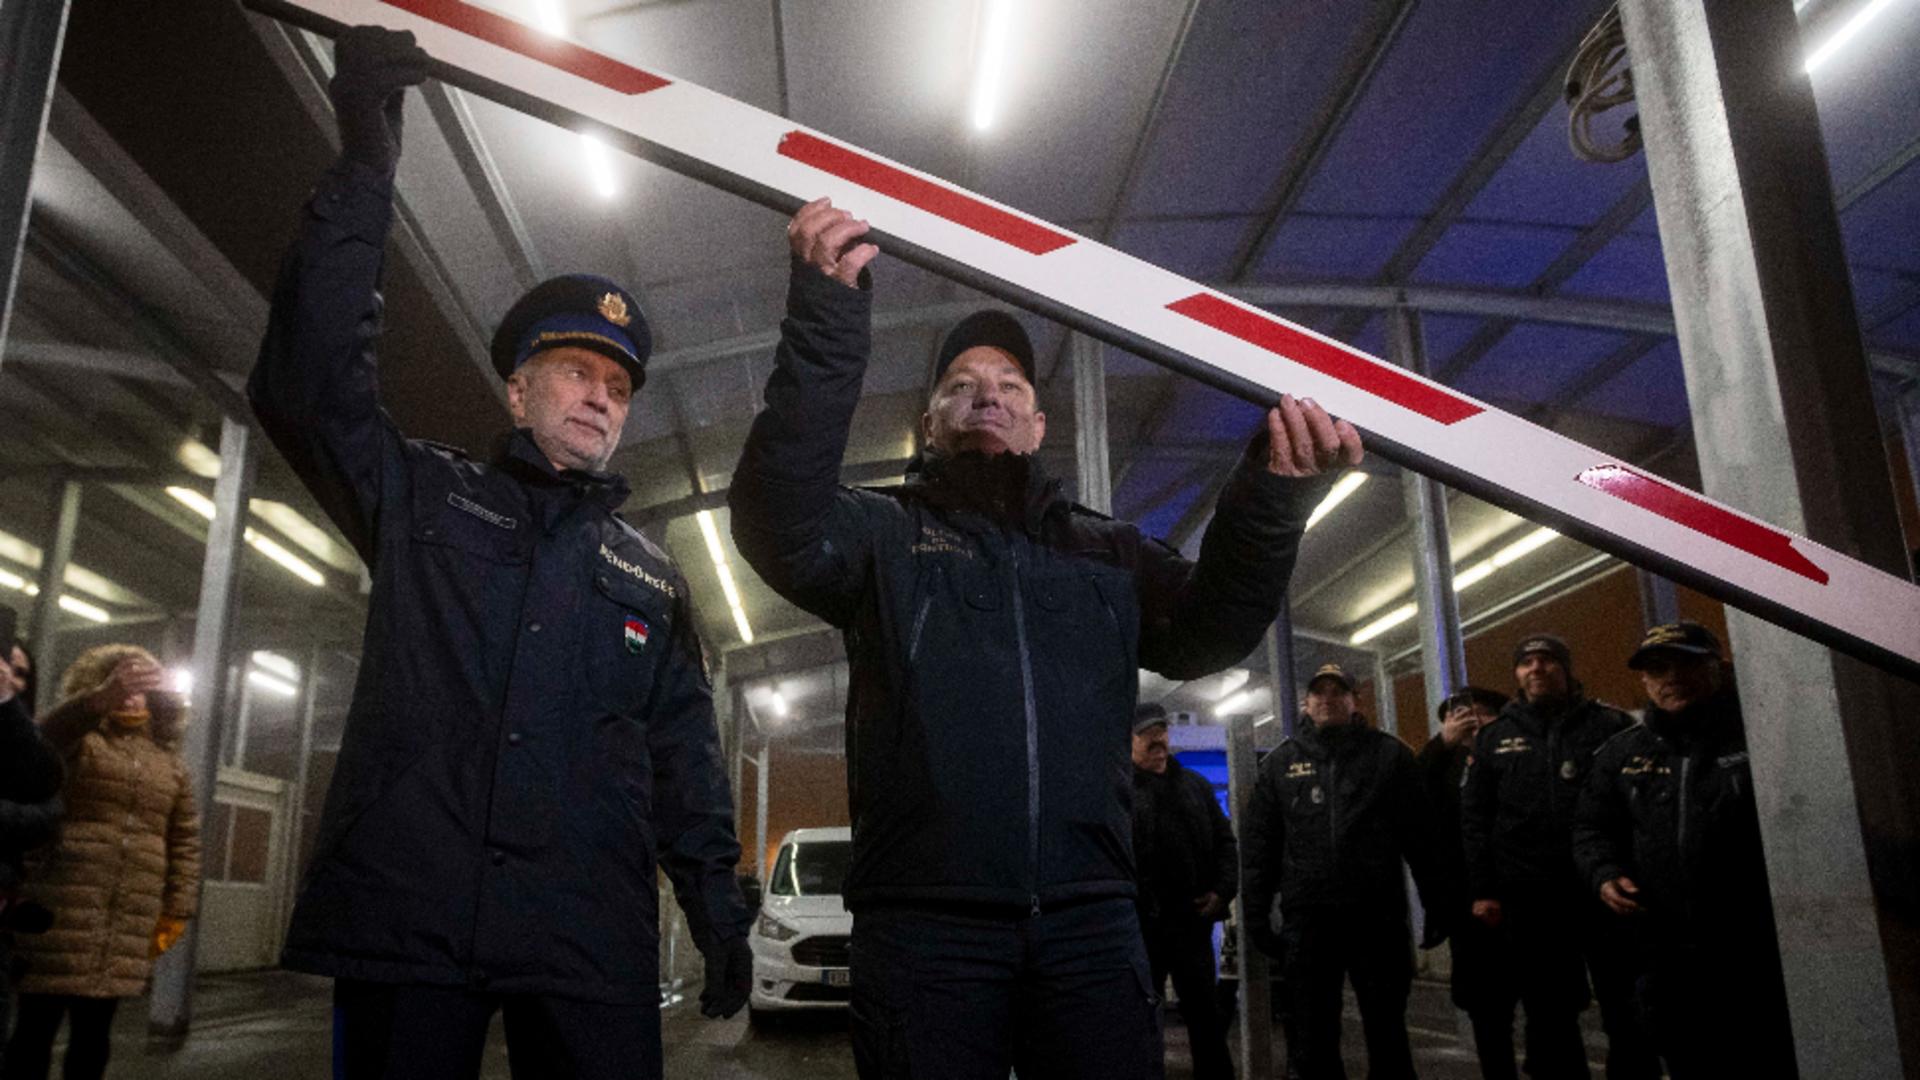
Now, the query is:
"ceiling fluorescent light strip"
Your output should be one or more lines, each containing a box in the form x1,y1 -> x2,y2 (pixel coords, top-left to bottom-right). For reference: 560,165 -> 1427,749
698,510 -> 755,644
1306,472 -> 1369,531
167,487 -> 325,586
1348,527 -> 1561,644
969,0 -> 1012,131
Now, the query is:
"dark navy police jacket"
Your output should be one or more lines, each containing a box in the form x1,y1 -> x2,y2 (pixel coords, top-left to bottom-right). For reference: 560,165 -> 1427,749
729,261 -> 1328,913
251,163 -> 750,1003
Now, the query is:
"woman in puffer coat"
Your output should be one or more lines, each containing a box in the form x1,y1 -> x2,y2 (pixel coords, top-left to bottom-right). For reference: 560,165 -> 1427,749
4,645 -> 200,1080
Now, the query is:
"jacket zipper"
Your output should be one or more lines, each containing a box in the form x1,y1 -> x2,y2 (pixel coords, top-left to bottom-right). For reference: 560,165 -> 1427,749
1677,755 -> 1692,855
1326,758 -> 1339,861
907,594 -> 933,661
1007,539 -> 1042,917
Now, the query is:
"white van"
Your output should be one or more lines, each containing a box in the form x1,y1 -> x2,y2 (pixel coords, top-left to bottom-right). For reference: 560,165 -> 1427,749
747,826 -> 854,1025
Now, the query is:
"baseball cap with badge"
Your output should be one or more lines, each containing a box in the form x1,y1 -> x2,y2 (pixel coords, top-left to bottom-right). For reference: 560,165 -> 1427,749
1512,633 -> 1573,671
1306,663 -> 1354,692
932,310 -> 1036,386
1627,620 -> 1723,670
490,274 -> 653,388
1132,701 -> 1171,736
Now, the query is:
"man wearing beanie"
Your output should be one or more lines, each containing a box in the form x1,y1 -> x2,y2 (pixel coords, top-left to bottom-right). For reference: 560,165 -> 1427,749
249,27 -> 751,1079
730,198 -> 1362,1079
1460,635 -> 1657,1079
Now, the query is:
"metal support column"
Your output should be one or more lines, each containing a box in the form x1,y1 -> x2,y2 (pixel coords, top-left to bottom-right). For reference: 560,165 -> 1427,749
1636,569 -> 1681,629
1071,334 -> 1113,515
1266,604 -> 1299,738
1225,708 -> 1272,1079
1619,2 -> 1920,1071
753,743 -> 770,882
1898,385 -> 1920,577
1392,308 -> 1466,715
1372,651 -> 1400,738
0,0 -> 71,361
279,647 -> 322,939
27,479 -> 81,667
150,416 -> 256,1039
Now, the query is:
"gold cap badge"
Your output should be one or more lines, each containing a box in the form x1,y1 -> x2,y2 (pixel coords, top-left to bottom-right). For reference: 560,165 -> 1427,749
598,291 -> 631,328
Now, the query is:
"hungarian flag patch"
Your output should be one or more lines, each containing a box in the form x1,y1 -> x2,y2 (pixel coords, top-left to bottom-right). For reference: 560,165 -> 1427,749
624,615 -> 650,654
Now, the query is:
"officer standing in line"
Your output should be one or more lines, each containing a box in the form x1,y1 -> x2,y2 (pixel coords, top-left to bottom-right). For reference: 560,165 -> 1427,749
1130,703 -> 1238,1080
1415,687 -> 1521,1080
1574,622 -> 1796,1078
1460,635 -> 1657,1080
729,198 -> 1361,1080
1241,664 -> 1452,1080
250,28 -> 752,1078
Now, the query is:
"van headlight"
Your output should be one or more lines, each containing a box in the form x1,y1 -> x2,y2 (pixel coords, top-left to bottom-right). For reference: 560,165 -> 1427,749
755,912 -> 799,942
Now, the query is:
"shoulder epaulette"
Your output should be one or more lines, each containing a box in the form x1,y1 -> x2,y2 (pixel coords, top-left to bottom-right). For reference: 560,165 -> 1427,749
610,513 -> 676,568
415,438 -> 473,461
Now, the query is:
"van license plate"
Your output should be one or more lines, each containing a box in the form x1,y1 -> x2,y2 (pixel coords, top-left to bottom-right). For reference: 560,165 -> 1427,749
822,970 -> 851,987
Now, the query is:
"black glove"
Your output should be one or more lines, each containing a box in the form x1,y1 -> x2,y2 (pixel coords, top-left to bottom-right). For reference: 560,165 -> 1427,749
329,25 -> 429,174
699,936 -> 754,1019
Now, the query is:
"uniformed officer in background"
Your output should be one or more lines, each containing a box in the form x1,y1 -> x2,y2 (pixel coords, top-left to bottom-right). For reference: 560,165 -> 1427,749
1574,622 -> 1796,1078
1460,635 -> 1657,1079
250,27 -> 752,1079
1130,703 -> 1238,1080
1242,664 -> 1451,1080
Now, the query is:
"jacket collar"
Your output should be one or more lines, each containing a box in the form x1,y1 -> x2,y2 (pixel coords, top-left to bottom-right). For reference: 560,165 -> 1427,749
1298,715 -> 1370,757
493,428 -> 631,523
1644,683 -> 1742,751
1503,692 -> 1590,736
903,448 -> 1065,533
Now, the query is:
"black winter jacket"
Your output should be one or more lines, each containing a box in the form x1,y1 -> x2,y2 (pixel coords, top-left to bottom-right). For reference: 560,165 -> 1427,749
1573,686 -> 1775,953
729,262 -> 1324,912
0,697 -> 63,893
1241,720 -> 1448,933
1132,757 -> 1238,922
1460,694 -> 1635,903
252,162 -> 750,1003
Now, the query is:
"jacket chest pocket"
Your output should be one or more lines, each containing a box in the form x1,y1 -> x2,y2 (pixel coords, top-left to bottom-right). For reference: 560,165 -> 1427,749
584,570 -> 671,719
412,488 -> 530,566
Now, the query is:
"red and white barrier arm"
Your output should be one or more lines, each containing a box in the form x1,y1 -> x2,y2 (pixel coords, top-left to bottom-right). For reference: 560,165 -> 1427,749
248,0 -> 1920,681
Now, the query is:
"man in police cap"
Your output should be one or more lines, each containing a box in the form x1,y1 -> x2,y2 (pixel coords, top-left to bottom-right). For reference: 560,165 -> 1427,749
1130,703 -> 1238,1080
249,26 -> 751,1079
729,198 -> 1361,1079
1241,663 -> 1450,1080
1461,634 -> 1656,1079
1574,623 -> 1794,1077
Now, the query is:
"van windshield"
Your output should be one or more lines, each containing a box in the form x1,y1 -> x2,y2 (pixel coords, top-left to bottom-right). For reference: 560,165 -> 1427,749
769,839 -> 852,897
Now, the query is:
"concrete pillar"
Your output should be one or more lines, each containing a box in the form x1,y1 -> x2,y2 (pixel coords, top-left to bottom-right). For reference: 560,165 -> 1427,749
150,416 -> 256,1038
1636,568 -> 1681,629
1391,308 -> 1466,716
1225,708 -> 1273,1079
1071,334 -> 1113,515
26,479 -> 80,668
1372,651 -> 1400,737
0,0 -> 71,360
1619,1 -> 1920,1071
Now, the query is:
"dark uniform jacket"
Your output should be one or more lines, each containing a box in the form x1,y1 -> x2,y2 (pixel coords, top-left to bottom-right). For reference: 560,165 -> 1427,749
252,163 -> 750,1003
1241,720 -> 1448,930
0,697 -> 63,894
1460,694 -> 1635,903
1131,757 -> 1238,923
729,262 -> 1323,913
1573,686 -> 1775,954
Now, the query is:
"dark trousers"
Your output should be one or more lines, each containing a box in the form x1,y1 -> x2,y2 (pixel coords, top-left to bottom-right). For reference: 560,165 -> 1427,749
1641,945 -> 1797,1080
1142,914 -> 1235,1080
1503,896 -> 1660,1080
331,978 -> 662,1080
1277,906 -> 1415,1080
1448,919 -> 1520,1080
2,995 -> 120,1080
848,898 -> 1162,1080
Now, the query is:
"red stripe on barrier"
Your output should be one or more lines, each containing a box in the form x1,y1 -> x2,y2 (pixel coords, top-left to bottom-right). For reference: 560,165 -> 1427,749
383,0 -> 670,94
1577,465 -> 1829,584
778,132 -> 1077,256
1165,294 -> 1484,425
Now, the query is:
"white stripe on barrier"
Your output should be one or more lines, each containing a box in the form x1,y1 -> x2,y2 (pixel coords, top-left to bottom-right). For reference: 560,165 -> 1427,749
249,0 -> 1920,679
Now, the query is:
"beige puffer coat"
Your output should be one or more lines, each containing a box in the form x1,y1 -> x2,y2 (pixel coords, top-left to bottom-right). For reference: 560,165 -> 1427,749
15,644 -> 201,998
